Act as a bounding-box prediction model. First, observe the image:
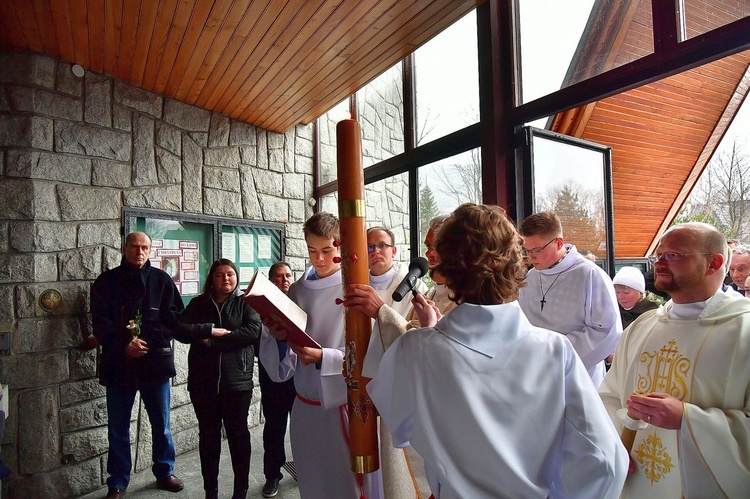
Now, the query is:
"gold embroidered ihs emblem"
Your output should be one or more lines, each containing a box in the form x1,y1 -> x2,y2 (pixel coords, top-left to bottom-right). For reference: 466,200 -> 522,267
633,339 -> 691,482
636,433 -> 674,483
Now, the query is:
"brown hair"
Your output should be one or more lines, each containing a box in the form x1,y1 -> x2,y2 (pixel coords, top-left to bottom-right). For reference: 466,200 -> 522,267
518,211 -> 563,238
435,203 -> 526,305
269,261 -> 292,278
202,258 -> 239,296
303,212 -> 340,241
367,226 -> 396,245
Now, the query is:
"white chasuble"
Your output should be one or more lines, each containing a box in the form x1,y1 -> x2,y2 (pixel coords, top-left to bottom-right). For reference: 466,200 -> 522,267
600,290 -> 750,498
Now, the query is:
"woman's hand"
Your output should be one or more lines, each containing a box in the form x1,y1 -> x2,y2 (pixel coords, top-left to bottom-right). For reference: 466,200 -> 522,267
211,328 -> 231,337
412,293 -> 440,328
289,342 -> 322,366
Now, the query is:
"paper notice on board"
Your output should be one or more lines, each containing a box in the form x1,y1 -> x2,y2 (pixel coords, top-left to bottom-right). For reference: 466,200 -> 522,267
222,232 -> 236,262
257,235 -> 272,259
239,234 -> 255,263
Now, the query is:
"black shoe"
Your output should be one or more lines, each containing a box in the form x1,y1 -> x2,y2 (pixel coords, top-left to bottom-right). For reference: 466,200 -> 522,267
231,487 -> 248,499
104,488 -> 125,499
156,475 -> 184,492
262,477 -> 280,498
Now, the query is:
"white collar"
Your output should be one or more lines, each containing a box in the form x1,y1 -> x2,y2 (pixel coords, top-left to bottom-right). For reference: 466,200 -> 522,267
370,265 -> 397,290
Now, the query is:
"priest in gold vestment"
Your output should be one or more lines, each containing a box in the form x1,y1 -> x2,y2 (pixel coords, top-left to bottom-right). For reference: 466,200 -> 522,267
600,222 -> 750,497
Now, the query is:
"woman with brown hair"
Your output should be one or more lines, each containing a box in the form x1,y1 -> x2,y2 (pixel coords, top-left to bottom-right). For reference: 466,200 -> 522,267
175,259 -> 262,499
368,203 -> 627,498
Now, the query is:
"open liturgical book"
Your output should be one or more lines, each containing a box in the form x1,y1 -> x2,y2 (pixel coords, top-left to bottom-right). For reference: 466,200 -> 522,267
242,270 -> 321,349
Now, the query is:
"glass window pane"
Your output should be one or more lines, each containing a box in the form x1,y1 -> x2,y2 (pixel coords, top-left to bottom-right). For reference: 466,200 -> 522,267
414,10 -> 479,145
532,136 -> 608,262
519,0 -> 654,104
683,0 -> 750,39
318,99 -> 350,185
357,62 -> 405,167
366,173 -> 413,262
417,148 -> 482,253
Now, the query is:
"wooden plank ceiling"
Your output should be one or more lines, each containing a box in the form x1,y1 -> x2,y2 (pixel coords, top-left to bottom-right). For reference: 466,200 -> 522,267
0,0 -> 482,133
551,0 -> 750,257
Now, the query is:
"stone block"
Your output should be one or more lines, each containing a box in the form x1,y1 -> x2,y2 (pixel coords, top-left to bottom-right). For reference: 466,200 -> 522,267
0,221 -> 8,251
0,87 -> 9,113
8,86 -> 82,120
289,199 -> 306,223
155,147 -> 181,184
189,131 -> 208,147
284,128 -> 295,173
122,184 -> 182,211
0,351 -> 68,388
60,379 -> 106,407
70,343 -> 98,379
0,115 -> 52,149
15,316 -> 81,353
10,457 -> 101,498
55,121 -> 131,161
239,167 -> 262,220
282,173 -> 305,199
15,281 -> 90,319
60,397 -> 108,433
295,151 -> 314,175
203,166 -> 240,192
173,340 -> 189,385
18,387 -> 60,473
164,98 -> 210,132
112,103 -> 132,131
58,246 -> 102,280
285,238 -> 308,260
204,146 -> 241,169
78,222 -> 121,249
256,130 -> 268,170
208,114 -> 230,147
156,122 -> 181,155
34,54 -> 56,88
172,425 -> 199,456
113,80 -> 162,118
170,403 -> 197,434
133,114 -> 157,186
0,52 -> 33,84
258,195 -> 289,223
0,253 -> 57,284
203,189 -> 242,218
102,246 -> 122,271
84,73 -> 112,127
182,135 -> 203,213
170,382 -> 190,408
9,220 -> 78,252
253,169 -> 283,196
0,285 -> 13,331
239,145 -> 256,166
295,134 -> 314,158
6,150 -> 91,184
62,425 -> 109,461
229,121 -> 256,146
296,123 -> 314,141
56,62 -> 84,96
0,179 -> 60,221
92,159 -> 131,188
267,131 -> 285,150
58,185 -> 121,221
268,148 -> 284,173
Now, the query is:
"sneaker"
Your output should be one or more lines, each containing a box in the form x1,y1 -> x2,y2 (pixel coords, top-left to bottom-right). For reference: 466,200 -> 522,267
262,477 -> 280,498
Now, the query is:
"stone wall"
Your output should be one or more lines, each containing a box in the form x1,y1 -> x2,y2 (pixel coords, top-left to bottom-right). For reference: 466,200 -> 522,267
0,50 -> 315,497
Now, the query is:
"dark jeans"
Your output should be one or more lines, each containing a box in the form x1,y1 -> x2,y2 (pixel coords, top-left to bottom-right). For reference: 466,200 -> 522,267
259,362 -> 296,480
106,380 -> 175,490
190,389 -> 253,492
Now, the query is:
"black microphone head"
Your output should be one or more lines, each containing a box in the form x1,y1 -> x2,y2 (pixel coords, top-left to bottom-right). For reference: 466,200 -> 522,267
410,257 -> 429,277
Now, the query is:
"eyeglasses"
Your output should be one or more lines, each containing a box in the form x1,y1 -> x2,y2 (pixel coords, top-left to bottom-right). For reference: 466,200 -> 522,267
648,252 -> 711,263
522,238 -> 558,256
367,243 -> 395,253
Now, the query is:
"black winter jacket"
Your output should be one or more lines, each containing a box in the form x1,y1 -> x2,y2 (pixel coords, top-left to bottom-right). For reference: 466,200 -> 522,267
174,289 -> 262,393
91,258 -> 184,387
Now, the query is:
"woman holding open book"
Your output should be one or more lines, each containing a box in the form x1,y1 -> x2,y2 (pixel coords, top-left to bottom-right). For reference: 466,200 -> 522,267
174,258 -> 262,499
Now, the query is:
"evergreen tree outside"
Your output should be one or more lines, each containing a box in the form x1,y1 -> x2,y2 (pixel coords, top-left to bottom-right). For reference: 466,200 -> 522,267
419,183 -> 439,240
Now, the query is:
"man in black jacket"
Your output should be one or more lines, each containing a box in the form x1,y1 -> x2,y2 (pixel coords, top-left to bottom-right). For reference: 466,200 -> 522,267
91,232 -> 185,499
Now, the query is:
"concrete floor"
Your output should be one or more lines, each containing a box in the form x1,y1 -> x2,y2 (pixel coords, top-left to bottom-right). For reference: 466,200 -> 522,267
78,424 -> 300,499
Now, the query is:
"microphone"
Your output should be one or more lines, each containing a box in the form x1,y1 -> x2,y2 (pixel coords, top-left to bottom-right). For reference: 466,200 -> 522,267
392,257 -> 429,302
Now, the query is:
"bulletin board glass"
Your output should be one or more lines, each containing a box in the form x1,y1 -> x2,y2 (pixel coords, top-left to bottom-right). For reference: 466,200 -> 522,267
123,208 -> 285,305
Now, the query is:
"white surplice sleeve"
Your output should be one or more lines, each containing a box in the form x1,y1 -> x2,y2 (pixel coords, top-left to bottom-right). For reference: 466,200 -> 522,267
318,345 -> 348,409
259,324 -> 297,382
549,343 -> 628,499
367,334 -> 414,447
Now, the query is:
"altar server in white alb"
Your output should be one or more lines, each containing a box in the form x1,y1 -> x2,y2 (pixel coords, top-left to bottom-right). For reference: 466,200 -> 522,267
368,203 -> 628,499
599,222 -> 750,498
259,212 -> 382,499
517,211 -> 621,387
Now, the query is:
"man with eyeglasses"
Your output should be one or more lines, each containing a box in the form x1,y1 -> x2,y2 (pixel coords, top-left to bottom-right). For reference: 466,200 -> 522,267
599,222 -> 750,497
517,211 -> 621,388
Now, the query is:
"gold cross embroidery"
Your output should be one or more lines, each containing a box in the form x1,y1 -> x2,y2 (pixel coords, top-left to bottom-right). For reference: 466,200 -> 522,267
636,433 -> 674,483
